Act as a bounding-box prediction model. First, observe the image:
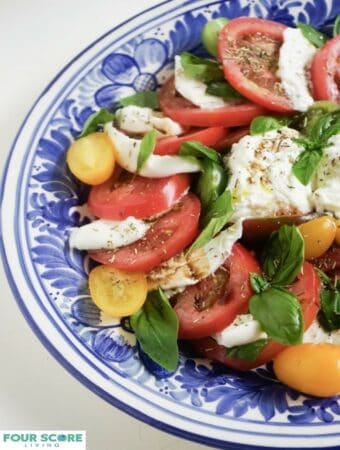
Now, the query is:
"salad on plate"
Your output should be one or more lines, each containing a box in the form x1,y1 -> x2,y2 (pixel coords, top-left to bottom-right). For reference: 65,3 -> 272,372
66,16 -> 340,398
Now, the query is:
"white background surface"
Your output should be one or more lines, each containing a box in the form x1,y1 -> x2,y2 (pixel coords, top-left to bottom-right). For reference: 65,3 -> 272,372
0,1 -> 209,449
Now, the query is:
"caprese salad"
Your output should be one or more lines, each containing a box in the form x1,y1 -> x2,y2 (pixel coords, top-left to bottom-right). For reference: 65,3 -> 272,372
66,16 -> 340,397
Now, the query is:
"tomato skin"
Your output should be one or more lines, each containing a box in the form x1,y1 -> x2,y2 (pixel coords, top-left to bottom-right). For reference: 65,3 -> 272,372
174,243 -> 261,339
214,127 -> 249,151
274,344 -> 340,397
160,77 -> 268,128
298,216 -> 337,260
154,127 -> 229,155
311,35 -> 340,103
193,261 -> 320,370
89,265 -> 147,317
89,193 -> 201,272
88,172 -> 190,220
313,247 -> 340,276
218,17 -> 293,112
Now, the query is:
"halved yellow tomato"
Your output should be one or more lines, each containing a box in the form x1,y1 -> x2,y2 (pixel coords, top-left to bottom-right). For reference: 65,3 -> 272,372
89,265 -> 147,317
66,132 -> 115,185
274,343 -> 340,397
336,219 -> 340,246
298,216 -> 336,260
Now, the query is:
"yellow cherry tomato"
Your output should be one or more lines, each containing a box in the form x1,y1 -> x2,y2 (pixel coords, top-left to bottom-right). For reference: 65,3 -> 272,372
336,220 -> 340,246
89,265 -> 147,317
274,344 -> 340,397
66,132 -> 115,185
298,216 -> 336,260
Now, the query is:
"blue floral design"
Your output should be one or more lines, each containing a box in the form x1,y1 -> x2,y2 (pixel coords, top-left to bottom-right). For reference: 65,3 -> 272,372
95,39 -> 168,110
93,329 -> 135,363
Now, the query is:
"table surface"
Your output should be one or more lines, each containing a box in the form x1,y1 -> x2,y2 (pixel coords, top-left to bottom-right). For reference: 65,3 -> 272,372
0,1 -> 209,449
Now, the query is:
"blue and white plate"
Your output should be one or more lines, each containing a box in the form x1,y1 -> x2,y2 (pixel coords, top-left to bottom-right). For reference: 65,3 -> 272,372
1,1 -> 340,448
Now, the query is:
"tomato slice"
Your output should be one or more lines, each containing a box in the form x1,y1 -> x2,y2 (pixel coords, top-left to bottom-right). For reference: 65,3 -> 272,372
89,193 -> 201,272
88,172 -> 190,220
173,243 -> 261,339
193,261 -> 320,370
313,247 -> 340,276
218,17 -> 293,112
311,35 -> 340,103
159,77 -> 267,127
213,126 -> 249,151
154,126 -> 229,155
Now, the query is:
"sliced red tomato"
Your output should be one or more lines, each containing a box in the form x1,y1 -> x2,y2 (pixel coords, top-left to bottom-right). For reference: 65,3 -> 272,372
88,172 -> 190,220
313,247 -> 340,275
214,126 -> 249,151
154,126 -> 229,155
242,215 -> 314,245
159,77 -> 267,127
173,243 -> 261,339
193,261 -> 320,370
311,35 -> 340,103
89,193 -> 200,272
218,17 -> 293,112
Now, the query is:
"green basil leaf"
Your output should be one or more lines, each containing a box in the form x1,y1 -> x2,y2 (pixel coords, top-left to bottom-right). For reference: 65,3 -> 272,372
262,225 -> 304,286
201,18 -> 229,57
180,52 -> 224,83
189,190 -> 234,252
119,90 -> 159,109
250,116 -> 290,135
226,339 -> 269,361
297,22 -> 328,48
299,101 -> 340,137
179,140 -> 221,163
250,273 -> 269,294
292,147 -> 323,185
309,109 -> 340,143
318,289 -> 340,332
249,287 -> 304,345
206,81 -> 245,101
195,160 -> 228,209
130,289 -> 179,371
315,268 -> 332,287
137,129 -> 157,171
333,15 -> 340,36
77,108 -> 115,139
200,189 -> 234,227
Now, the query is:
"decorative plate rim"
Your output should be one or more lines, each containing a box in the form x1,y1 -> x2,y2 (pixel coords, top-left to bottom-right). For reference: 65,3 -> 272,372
1,1 -> 340,449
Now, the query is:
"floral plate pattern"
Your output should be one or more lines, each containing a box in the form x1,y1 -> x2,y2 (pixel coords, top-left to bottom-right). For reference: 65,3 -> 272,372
1,1 -> 340,449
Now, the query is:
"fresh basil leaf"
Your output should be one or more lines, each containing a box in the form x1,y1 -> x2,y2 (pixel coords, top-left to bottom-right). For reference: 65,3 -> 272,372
226,339 -> 269,361
77,108 -> 115,139
130,289 -> 179,371
206,81 -> 245,101
250,116 -> 290,135
137,129 -> 157,171
250,273 -> 269,294
249,287 -> 304,345
119,90 -> 159,109
179,140 -> 221,163
200,189 -> 234,227
195,160 -> 228,209
262,225 -> 304,286
189,190 -> 234,251
333,15 -> 340,36
318,289 -> 340,332
315,268 -> 332,286
309,109 -> 340,143
296,101 -> 340,136
292,147 -> 323,185
297,22 -> 328,48
180,52 -> 224,83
